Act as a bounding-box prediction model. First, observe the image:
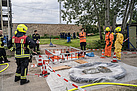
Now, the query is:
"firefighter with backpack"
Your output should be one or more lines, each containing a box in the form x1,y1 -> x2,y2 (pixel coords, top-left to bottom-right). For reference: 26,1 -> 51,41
7,24 -> 36,85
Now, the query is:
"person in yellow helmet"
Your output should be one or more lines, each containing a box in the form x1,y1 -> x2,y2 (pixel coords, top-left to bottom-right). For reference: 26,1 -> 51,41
0,30 -> 10,64
114,27 -> 124,61
104,27 -> 114,57
7,24 -> 36,85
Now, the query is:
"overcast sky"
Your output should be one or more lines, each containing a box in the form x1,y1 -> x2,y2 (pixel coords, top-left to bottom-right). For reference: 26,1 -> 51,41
11,0 -> 66,24
11,0 -> 122,24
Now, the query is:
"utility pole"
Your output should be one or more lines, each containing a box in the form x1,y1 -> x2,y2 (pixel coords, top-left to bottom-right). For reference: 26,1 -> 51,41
59,1 -> 61,24
9,0 -> 12,37
7,0 -> 10,39
105,0 -> 110,27
0,0 -> 3,30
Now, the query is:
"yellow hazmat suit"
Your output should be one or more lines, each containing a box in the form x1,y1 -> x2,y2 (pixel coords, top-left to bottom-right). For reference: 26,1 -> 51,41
114,27 -> 124,60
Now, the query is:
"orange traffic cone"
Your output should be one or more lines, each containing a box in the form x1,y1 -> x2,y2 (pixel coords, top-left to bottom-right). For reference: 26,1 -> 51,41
111,52 -> 118,63
42,61 -> 50,77
37,55 -> 43,67
100,49 -> 105,58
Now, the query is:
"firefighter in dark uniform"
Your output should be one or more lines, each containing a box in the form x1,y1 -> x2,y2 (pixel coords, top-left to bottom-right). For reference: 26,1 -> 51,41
7,24 -> 36,85
0,30 -> 10,64
32,30 -> 40,54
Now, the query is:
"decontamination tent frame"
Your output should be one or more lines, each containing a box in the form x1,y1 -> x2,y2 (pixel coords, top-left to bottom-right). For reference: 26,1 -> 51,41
116,23 -> 137,50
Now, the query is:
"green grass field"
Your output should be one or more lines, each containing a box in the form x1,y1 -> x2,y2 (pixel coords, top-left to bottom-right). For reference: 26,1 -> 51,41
40,35 -> 101,48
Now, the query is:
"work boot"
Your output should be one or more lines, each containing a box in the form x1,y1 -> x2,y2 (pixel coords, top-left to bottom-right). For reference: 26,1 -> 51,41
4,59 -> 10,63
20,79 -> 30,85
14,76 -> 20,82
0,58 -> 3,64
116,58 -> 121,61
117,60 -> 121,61
105,56 -> 110,58
0,61 -> 3,64
37,52 -> 40,55
117,58 -> 121,62
32,53 -> 35,55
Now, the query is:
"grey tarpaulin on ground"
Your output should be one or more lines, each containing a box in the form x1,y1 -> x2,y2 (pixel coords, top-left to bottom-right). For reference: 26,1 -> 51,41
69,62 -> 126,83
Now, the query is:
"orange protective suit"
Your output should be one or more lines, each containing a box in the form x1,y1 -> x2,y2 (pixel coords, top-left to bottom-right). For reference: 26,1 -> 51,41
105,32 -> 114,57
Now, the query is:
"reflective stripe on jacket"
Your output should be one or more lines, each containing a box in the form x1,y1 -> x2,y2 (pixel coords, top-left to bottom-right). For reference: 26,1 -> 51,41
79,32 -> 86,43
32,34 -> 40,42
12,35 -> 30,58
0,35 -> 4,48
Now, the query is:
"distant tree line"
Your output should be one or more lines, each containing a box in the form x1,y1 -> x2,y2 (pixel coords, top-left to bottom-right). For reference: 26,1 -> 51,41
58,0 -> 137,40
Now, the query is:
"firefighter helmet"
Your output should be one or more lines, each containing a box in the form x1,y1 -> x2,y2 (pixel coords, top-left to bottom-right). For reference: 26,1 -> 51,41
115,27 -> 121,32
17,24 -> 28,33
105,27 -> 110,31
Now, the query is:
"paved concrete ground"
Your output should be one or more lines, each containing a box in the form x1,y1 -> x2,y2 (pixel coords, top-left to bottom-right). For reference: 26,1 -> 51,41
0,44 -> 67,91
1,44 -> 137,91
38,45 -> 137,91
0,57 -> 51,91
42,55 -> 137,91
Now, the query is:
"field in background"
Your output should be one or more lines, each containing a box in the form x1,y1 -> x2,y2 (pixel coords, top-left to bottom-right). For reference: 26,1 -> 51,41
40,35 -> 101,48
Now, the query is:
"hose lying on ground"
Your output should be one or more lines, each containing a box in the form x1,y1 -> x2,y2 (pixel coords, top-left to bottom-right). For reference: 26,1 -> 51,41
0,63 -> 9,73
68,82 -> 137,91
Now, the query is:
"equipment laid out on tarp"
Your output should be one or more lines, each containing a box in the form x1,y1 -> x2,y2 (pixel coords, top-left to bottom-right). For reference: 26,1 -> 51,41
69,62 -> 126,83
86,52 -> 94,57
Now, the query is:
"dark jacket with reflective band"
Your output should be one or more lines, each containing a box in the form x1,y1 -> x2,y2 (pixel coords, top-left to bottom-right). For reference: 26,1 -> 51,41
0,35 -> 4,48
32,34 -> 40,42
7,33 -> 36,58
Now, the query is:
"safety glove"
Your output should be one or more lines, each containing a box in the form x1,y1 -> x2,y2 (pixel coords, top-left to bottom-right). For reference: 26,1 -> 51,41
29,54 -> 33,63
